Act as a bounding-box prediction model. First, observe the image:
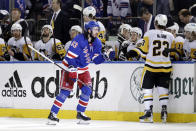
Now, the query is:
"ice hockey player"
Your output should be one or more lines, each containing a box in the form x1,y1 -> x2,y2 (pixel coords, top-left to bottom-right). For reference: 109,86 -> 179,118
117,23 -> 132,60
0,26 -> 10,61
7,23 -> 32,61
83,6 -> 106,46
166,22 -> 185,61
34,25 -> 65,61
127,14 -> 175,123
183,23 -> 196,61
47,21 -> 115,125
64,25 -> 82,52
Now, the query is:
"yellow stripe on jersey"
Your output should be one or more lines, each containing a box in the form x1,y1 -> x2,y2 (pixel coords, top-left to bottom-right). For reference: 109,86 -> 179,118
159,94 -> 169,98
144,95 -> 153,99
190,48 -> 196,59
144,66 -> 172,73
146,59 -> 171,65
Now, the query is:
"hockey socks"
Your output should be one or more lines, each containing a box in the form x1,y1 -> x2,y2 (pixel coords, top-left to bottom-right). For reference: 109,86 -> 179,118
77,86 -> 92,112
51,89 -> 70,114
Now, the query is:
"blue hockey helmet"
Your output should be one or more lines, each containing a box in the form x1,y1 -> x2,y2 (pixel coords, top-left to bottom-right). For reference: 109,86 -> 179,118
84,21 -> 100,31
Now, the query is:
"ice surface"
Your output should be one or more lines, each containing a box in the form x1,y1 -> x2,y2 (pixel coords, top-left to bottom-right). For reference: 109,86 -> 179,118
0,117 -> 196,131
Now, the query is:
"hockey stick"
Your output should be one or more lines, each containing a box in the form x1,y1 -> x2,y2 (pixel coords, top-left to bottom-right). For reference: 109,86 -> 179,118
24,28 -> 33,60
28,45 -> 102,97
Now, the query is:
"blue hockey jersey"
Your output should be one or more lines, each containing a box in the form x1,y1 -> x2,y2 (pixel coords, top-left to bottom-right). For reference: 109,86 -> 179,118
62,34 -> 105,72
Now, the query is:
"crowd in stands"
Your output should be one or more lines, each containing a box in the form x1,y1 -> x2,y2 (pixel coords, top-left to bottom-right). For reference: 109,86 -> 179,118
0,0 -> 196,62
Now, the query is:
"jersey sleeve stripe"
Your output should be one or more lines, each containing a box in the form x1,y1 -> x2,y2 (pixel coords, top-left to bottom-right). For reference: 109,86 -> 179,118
67,51 -> 78,58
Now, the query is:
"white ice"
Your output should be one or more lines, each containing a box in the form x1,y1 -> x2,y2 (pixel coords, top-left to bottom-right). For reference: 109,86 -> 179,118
0,117 -> 196,131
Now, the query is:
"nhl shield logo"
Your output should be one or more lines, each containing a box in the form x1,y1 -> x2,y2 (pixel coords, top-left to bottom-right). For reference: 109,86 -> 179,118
130,66 -> 144,104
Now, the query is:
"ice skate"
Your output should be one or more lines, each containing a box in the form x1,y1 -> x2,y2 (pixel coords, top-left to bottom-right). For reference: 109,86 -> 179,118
161,105 -> 168,123
76,112 -> 91,124
47,112 -> 59,125
139,106 -> 153,123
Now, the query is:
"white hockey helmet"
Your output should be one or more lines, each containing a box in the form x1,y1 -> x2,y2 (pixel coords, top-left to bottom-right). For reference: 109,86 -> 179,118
41,24 -> 53,36
167,22 -> 179,34
11,23 -> 22,31
131,27 -> 143,37
70,25 -> 82,33
119,24 -> 132,34
154,14 -> 168,26
83,6 -> 96,17
184,23 -> 196,33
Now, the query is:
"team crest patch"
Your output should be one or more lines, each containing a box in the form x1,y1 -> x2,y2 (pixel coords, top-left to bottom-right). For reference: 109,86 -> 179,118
71,41 -> 78,48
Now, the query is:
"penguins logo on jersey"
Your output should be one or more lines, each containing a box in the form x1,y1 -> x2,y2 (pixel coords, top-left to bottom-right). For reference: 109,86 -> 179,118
129,66 -> 144,104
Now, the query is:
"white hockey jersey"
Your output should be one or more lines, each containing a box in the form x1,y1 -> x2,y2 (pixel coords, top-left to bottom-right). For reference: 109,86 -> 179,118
7,37 -> 32,61
133,29 -> 175,72
183,40 -> 196,61
107,0 -> 131,17
34,38 -> 65,61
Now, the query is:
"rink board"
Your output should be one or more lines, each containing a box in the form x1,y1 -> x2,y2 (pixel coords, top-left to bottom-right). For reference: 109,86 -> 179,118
0,61 -> 195,122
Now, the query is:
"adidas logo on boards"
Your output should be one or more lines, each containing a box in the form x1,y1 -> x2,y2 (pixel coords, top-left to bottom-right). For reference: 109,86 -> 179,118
2,70 -> 26,97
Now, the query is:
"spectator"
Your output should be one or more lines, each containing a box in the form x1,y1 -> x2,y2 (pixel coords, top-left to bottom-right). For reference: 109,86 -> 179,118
178,9 -> 196,25
2,8 -> 29,42
49,0 -> 70,45
107,0 -> 132,23
64,25 -> 82,52
7,23 -> 32,61
85,0 -> 104,17
138,7 -> 155,35
34,25 -> 65,61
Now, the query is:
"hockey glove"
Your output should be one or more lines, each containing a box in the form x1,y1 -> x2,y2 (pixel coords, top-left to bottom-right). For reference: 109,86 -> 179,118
68,66 -> 77,82
105,47 -> 115,60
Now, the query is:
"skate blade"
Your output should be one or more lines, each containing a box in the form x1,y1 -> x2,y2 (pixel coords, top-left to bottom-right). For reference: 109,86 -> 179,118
162,117 -> 167,123
77,119 -> 90,125
46,120 -> 58,125
140,118 -> 153,123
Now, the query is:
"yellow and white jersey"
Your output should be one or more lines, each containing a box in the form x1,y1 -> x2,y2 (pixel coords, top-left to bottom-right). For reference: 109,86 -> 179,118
170,36 -> 185,60
34,38 -> 65,61
0,38 -> 6,56
97,21 -> 106,44
7,37 -> 32,61
183,40 -> 196,61
133,29 -> 175,72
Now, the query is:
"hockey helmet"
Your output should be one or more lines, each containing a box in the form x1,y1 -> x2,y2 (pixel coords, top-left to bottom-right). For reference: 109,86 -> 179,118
155,14 -> 168,26
41,25 -> 53,36
184,23 -> 196,33
83,6 -> 96,17
71,25 -> 82,33
131,27 -> 143,37
11,23 -> 22,31
167,22 -> 179,34
119,24 -> 132,34
84,21 -> 100,31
